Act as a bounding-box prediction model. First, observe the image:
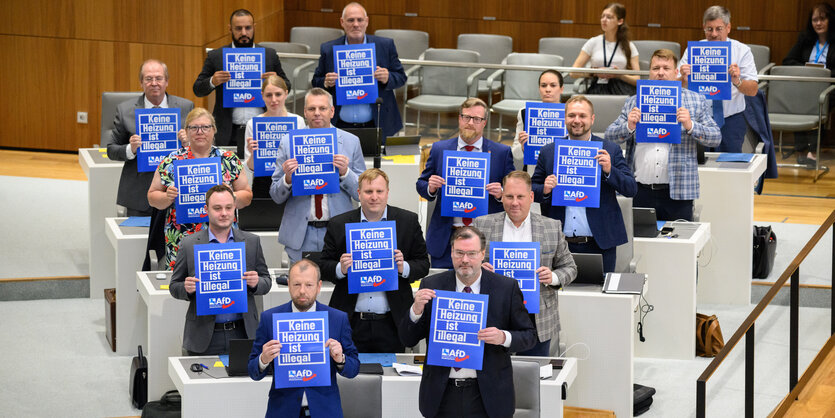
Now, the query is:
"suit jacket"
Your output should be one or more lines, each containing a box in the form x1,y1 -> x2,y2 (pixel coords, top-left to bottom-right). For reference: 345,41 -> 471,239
269,128 -> 367,251
193,43 -> 290,146
398,269 -> 537,418
169,228 -> 272,353
531,136 -> 637,250
473,211 -> 577,342
321,205 -> 430,324
312,35 -> 407,138
606,90 -> 721,200
416,137 -> 515,263
105,93 -> 194,212
782,33 -> 835,77
248,301 -> 360,418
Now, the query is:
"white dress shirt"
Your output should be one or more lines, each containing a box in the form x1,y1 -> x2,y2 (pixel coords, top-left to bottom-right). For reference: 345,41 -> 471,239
679,38 -> 758,117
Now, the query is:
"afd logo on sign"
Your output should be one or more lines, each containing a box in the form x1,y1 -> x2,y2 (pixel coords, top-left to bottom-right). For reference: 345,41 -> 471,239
148,155 -> 165,165
647,127 -> 672,139
187,207 -> 208,218
346,89 -> 368,100
233,93 -> 256,103
452,201 -> 477,213
440,348 -> 469,362
208,296 -> 234,309
303,178 -> 328,190
288,369 -> 317,382
360,275 -> 386,287
563,190 -> 588,203
697,85 -> 722,96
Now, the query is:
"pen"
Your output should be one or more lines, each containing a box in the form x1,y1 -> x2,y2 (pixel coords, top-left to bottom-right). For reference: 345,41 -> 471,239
200,363 -> 210,369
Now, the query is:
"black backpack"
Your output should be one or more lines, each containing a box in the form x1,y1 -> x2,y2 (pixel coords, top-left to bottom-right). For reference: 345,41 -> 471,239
752,225 -> 777,279
141,390 -> 181,417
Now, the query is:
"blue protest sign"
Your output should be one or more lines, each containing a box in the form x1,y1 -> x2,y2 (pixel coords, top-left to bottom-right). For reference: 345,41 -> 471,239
687,41 -> 732,100
490,242 -> 540,314
551,139 -> 601,208
333,43 -> 378,105
636,80 -> 682,144
194,241 -> 247,316
524,102 -> 566,165
222,48 -> 266,108
173,157 -> 221,224
441,150 -> 490,219
427,290 -> 488,370
289,128 -> 340,196
135,108 -> 181,172
346,221 -> 398,294
273,311 -> 331,389
253,117 -> 298,177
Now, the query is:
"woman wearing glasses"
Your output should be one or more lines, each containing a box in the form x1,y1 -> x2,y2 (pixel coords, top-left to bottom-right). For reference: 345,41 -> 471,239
570,2 -> 639,95
148,107 -> 253,269
511,69 -> 564,171
782,2 -> 835,166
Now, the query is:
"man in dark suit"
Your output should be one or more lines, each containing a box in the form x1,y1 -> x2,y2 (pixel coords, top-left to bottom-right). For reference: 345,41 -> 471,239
399,226 -> 537,418
417,97 -> 515,268
320,168 -> 430,353
533,95 -> 637,273
248,259 -> 359,418
169,184 -> 272,355
105,59 -> 193,216
192,9 -> 290,149
312,2 -> 407,138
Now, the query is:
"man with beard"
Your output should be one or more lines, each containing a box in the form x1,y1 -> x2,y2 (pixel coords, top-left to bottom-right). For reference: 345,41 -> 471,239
532,95 -> 636,273
416,98 -> 515,268
193,9 -> 291,149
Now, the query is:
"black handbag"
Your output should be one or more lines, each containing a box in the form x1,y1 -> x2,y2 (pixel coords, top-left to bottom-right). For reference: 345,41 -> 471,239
633,383 -> 656,416
752,225 -> 777,279
130,345 -> 148,409
141,390 -> 181,417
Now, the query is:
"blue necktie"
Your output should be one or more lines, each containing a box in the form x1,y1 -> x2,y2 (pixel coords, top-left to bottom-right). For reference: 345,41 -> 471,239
711,100 -> 725,128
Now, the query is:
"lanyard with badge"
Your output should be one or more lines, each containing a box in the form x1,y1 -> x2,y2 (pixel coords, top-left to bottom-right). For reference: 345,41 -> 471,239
814,41 -> 828,64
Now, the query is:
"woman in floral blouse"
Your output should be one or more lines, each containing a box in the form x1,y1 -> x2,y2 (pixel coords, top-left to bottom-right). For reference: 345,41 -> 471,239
147,107 -> 253,269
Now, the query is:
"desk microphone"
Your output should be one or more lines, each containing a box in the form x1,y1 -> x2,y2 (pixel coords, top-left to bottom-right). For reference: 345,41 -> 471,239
374,97 -> 384,169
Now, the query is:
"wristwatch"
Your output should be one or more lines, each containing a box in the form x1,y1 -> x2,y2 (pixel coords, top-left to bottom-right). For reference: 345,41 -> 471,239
733,79 -> 742,88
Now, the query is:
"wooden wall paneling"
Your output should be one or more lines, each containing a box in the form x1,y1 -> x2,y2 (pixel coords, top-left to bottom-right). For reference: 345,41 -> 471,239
632,0 -> 704,28
387,16 -> 480,49
283,10 -> 343,40
363,0 -> 406,16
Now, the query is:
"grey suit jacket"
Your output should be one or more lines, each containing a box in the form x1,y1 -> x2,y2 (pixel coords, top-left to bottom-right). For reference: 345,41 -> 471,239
169,228 -> 272,353
105,93 -> 194,212
474,211 -> 577,342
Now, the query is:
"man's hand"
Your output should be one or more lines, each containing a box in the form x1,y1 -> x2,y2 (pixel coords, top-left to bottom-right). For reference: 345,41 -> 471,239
324,72 -> 338,88
481,262 -> 495,272
129,135 -> 142,153
729,63 -> 741,86
595,149 -> 611,174
486,182 -> 503,200
394,249 -> 405,274
165,186 -> 179,206
261,71 -> 278,79
243,271 -> 260,288
326,338 -> 345,363
211,71 -> 231,86
426,175 -> 445,195
411,288 -> 436,316
184,276 -> 198,294
679,64 -> 691,79
374,66 -> 390,84
283,158 -> 298,184
477,327 -> 506,345
627,107 -> 641,131
340,253 -> 352,275
543,174 -> 558,195
677,107 -> 693,132
518,131 -> 529,147
259,340 -> 282,364
334,154 -> 349,176
536,266 -> 553,285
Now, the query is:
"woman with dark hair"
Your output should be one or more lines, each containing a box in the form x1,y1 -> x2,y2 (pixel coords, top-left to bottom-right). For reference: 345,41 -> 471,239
782,2 -> 835,165
571,2 -> 640,95
512,69 -> 564,170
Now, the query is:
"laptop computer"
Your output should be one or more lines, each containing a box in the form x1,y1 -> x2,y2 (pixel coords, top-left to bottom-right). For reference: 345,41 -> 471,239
236,198 -> 285,232
633,207 -> 661,238
344,127 -> 382,157
570,253 -> 605,285
225,338 -> 254,377
384,135 -> 421,155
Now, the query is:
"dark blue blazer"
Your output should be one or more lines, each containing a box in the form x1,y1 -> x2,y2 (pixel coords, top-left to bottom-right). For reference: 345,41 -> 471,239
531,136 -> 637,250
398,269 -> 537,418
248,301 -> 359,418
416,137 -> 515,261
742,90 -> 778,194
312,34 -> 407,138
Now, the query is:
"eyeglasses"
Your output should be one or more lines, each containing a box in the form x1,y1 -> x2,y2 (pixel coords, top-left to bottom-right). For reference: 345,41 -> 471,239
703,25 -> 727,34
452,250 -> 482,259
459,114 -> 486,124
186,125 -> 214,133
143,76 -> 166,84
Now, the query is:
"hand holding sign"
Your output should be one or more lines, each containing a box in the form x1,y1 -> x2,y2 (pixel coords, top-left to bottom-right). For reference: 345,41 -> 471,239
184,276 -> 198,294
130,135 -> 142,153
537,266 -> 553,284
333,154 -> 349,176
283,158 -> 298,184
477,327 -> 506,345
411,288 -> 436,316
677,107 -> 693,131
627,107 -> 641,131
211,71 -> 231,86
594,149 -> 611,174
427,175 -> 445,194
243,271 -> 260,288
260,339 -> 282,364
326,338 -> 344,363
374,66 -> 389,84
165,185 -> 179,207
486,182 -> 503,200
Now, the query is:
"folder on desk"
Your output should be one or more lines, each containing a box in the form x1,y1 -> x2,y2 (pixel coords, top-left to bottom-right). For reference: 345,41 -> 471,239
602,273 -> 646,295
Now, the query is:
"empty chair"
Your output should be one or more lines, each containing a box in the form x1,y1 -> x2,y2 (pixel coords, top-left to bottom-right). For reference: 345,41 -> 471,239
615,194 -> 637,273
767,65 -> 834,180
584,94 -> 629,139
512,360 -> 541,418
458,33 -> 513,94
486,53 -> 564,139
290,26 -> 344,54
100,92 -> 141,147
405,48 -> 484,138
259,42 -> 313,113
539,37 -> 588,98
337,373 -> 382,418
633,40 -> 681,61
747,43 -> 775,76
375,29 -> 430,118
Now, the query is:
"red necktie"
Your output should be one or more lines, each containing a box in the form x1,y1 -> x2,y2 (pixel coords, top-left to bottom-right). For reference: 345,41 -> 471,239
462,145 -> 475,226
454,286 -> 474,371
314,194 -> 323,219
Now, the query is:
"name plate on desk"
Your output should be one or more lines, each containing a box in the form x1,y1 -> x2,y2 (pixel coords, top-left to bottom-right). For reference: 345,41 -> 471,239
195,242 -> 247,315
289,128 -> 340,196
135,108 -> 181,172
428,290 -> 488,370
687,41 -> 731,100
222,48 -> 265,108
551,139 -> 601,208
441,150 -> 490,218
346,221 -> 398,294
273,311 -> 331,388
253,117 -> 297,177
524,102 -> 566,165
490,242 -> 540,313
173,157 -> 221,224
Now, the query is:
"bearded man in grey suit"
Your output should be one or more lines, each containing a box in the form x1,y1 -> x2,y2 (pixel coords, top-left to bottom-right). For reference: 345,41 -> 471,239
105,59 -> 194,216
473,171 -> 577,356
